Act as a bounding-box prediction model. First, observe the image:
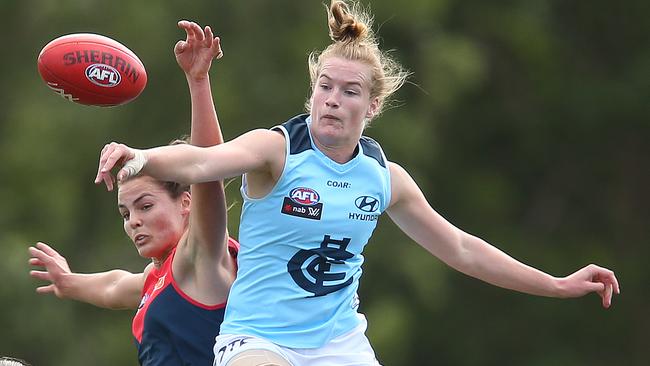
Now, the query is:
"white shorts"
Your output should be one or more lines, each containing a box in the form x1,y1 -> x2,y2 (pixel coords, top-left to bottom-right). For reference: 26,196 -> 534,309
213,315 -> 381,366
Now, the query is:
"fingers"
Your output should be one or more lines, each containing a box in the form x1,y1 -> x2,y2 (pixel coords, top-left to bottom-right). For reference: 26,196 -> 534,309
191,21 -> 204,42
591,264 -> 620,294
601,272 -> 618,309
104,174 -> 115,192
95,143 -> 118,189
180,20 -> 204,45
28,245 -> 48,263
584,280 -> 605,294
28,245 -> 57,271
117,149 -> 147,183
175,21 -> 191,56
30,270 -> 52,282
585,264 -> 619,309
177,19 -> 190,29
601,283 -> 613,308
214,36 -> 223,59
205,25 -> 213,42
177,19 -> 222,58
178,19 -> 201,42
29,257 -> 44,267
610,271 -> 620,294
203,26 -> 223,59
205,26 -> 217,50
98,143 -> 120,174
35,241 -> 60,257
174,39 -> 187,55
36,284 -> 55,295
95,142 -> 137,191
94,165 -> 113,191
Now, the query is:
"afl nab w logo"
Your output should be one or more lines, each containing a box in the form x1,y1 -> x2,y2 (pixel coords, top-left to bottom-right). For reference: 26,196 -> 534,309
288,235 -> 354,297
355,195 -> 379,213
281,187 -> 323,220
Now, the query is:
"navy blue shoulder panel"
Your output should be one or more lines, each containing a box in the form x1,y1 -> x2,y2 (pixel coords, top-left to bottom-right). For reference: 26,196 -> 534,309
272,114 -> 312,155
272,114 -> 386,166
360,136 -> 387,168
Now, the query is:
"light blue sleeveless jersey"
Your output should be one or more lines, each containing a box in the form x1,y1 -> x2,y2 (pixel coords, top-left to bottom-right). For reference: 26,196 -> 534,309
220,114 -> 392,348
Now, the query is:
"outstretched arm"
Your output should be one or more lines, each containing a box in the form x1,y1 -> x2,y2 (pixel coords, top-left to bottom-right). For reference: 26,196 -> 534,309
386,162 -> 620,308
28,242 -> 146,309
95,129 -> 286,191
170,20 -> 234,301
175,20 -> 229,255
175,20 -> 224,147
95,20 -> 286,191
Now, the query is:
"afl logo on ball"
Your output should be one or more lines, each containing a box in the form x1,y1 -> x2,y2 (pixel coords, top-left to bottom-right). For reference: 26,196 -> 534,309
289,187 -> 320,206
85,63 -> 121,87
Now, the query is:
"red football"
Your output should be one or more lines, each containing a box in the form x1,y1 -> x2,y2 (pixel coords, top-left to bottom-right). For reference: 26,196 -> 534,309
37,33 -> 147,106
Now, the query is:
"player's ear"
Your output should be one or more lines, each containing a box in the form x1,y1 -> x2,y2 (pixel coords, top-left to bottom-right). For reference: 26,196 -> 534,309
366,97 -> 380,119
180,191 -> 191,215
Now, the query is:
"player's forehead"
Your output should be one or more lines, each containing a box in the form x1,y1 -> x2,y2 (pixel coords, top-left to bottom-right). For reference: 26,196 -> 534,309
318,57 -> 372,86
117,175 -> 168,206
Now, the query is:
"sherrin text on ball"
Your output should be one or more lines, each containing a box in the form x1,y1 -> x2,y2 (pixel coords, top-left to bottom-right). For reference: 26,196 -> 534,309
37,33 -> 147,106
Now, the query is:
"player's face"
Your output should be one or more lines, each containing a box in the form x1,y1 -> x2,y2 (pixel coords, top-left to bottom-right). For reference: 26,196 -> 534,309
309,57 -> 379,149
117,176 -> 189,261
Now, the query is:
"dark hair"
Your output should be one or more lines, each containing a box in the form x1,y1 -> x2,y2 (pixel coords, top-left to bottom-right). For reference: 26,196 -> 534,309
160,180 -> 190,199
117,137 -> 191,198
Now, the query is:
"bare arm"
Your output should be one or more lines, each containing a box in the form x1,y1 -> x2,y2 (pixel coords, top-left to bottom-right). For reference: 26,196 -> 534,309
96,128 -> 286,191
170,20 -> 234,302
175,20 -> 229,259
28,242 -> 145,309
93,22 -> 283,190
176,20 -> 225,148
386,162 -> 620,308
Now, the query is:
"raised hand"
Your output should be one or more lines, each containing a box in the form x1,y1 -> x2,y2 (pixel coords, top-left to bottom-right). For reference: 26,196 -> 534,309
28,242 -> 73,298
175,20 -> 223,81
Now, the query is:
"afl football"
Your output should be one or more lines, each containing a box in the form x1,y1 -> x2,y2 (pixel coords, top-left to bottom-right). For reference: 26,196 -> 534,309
37,33 -> 147,106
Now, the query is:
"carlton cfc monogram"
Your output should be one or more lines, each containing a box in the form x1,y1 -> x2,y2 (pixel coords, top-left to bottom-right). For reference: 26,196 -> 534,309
287,235 -> 354,297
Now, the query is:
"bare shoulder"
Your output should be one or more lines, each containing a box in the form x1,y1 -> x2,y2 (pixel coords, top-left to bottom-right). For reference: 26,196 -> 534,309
388,161 -> 431,214
241,128 -> 287,197
388,161 -> 411,206
243,127 -> 286,169
388,161 -> 407,176
239,128 -> 286,150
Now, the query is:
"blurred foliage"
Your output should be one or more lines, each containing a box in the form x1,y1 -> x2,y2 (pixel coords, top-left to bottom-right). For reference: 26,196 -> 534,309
1,0 -> 647,365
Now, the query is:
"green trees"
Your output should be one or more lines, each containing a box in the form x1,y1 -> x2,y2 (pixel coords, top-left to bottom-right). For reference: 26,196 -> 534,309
1,0 -> 646,364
